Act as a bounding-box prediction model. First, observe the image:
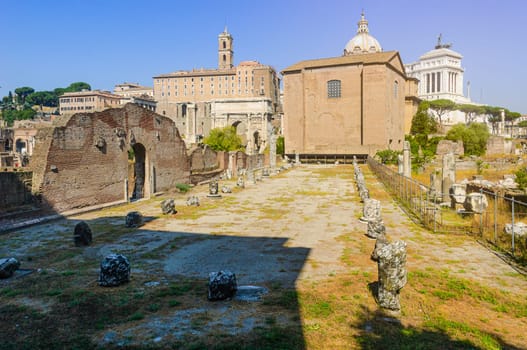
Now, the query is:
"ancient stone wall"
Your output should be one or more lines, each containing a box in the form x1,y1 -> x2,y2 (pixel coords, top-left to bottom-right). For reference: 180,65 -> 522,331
0,172 -> 33,211
486,136 -> 513,155
188,145 -> 223,184
189,145 -> 219,173
436,140 -> 464,156
31,104 -> 190,212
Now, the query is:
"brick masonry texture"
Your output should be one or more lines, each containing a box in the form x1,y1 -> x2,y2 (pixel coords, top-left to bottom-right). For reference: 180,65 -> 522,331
31,104 -> 190,212
0,172 -> 32,211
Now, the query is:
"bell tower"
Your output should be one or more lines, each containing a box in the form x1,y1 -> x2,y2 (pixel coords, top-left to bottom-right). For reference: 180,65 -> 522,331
218,27 -> 233,70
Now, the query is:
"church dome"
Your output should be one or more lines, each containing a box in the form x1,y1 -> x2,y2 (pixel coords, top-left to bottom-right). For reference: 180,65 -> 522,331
344,12 -> 382,55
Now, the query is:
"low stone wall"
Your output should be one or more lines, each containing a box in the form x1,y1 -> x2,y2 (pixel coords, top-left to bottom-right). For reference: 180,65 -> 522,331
0,172 -> 33,211
189,145 -> 219,173
486,136 -> 513,155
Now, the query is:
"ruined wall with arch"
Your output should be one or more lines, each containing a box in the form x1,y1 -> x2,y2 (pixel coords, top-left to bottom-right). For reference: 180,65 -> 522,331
31,103 -> 190,212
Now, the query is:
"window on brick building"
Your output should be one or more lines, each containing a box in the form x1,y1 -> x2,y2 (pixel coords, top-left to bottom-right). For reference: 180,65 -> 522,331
327,80 -> 341,98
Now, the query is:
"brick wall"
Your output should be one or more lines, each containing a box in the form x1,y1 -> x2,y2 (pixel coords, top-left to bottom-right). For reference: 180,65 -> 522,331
0,171 -> 33,211
32,104 -> 190,212
189,145 -> 219,173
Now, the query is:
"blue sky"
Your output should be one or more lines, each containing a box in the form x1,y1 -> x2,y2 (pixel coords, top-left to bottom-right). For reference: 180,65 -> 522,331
1,0 -> 525,113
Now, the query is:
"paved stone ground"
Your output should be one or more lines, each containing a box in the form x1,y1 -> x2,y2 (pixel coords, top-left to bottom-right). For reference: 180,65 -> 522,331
2,164 -> 526,347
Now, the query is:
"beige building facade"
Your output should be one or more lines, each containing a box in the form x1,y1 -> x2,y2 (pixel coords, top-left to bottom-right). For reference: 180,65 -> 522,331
282,13 -> 415,157
153,28 -> 281,151
59,90 -> 122,116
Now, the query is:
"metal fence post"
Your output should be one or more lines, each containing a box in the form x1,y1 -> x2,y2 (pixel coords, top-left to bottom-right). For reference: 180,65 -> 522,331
434,193 -> 437,233
494,191 -> 497,243
480,188 -> 483,237
511,199 -> 515,255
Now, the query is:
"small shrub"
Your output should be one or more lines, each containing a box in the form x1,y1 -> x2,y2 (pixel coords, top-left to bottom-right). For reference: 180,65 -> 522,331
175,183 -> 191,193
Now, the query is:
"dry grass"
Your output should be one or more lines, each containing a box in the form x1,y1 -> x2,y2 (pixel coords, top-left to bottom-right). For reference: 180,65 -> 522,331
2,165 -> 527,349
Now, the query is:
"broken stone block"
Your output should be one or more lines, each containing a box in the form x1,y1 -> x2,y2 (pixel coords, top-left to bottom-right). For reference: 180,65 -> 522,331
371,234 -> 389,262
160,199 -> 177,215
125,211 -> 143,228
209,181 -> 219,195
98,254 -> 131,287
463,193 -> 488,214
74,221 -> 93,247
360,198 -> 381,223
449,184 -> 467,206
504,222 -> 527,237
208,270 -> 237,301
0,257 -> 20,279
366,217 -> 386,239
236,177 -> 245,188
377,240 -> 407,311
221,186 -> 232,193
186,196 -> 200,206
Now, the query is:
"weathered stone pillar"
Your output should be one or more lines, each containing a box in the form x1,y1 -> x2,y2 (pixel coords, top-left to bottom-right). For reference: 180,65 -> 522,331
403,141 -> 411,178
441,152 -> 456,202
377,240 -> 407,311
397,154 -> 404,175
360,198 -> 381,223
295,152 -> 300,164
228,151 -> 236,178
270,134 -> 277,171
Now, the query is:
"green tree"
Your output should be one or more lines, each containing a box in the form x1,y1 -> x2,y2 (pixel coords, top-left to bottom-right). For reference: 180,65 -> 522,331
446,123 -> 490,156
203,126 -> 244,151
14,87 -> 35,105
26,91 -> 58,107
457,104 -> 485,124
1,108 -> 36,126
428,99 -> 456,126
515,168 -> 527,190
276,136 -> 285,156
410,101 -> 437,135
66,82 -> 91,92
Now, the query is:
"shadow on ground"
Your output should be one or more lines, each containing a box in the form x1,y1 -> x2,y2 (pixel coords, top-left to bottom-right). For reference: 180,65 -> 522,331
353,304 -> 523,350
0,214 -> 309,349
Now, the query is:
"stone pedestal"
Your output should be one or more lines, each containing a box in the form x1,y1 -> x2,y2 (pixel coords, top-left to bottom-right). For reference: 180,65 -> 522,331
377,241 -> 407,311
441,152 -> 456,202
403,141 -> 411,178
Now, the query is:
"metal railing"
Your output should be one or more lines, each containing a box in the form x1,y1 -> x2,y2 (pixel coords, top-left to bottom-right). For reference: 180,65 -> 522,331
367,157 -> 527,261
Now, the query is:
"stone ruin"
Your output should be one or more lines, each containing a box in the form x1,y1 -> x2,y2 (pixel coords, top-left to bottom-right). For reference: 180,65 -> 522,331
505,222 -> 527,237
366,217 -> 386,239
30,104 -> 190,213
208,270 -> 237,301
186,195 -> 200,206
403,140 -> 411,178
463,192 -> 488,214
207,180 -> 222,198
449,183 -> 466,209
236,176 -> 245,188
0,257 -> 20,279
74,221 -> 93,247
442,152 -> 456,202
374,240 -> 407,311
160,198 -> 177,215
360,198 -> 381,223
125,211 -> 143,228
221,185 -> 232,194
98,254 -> 131,287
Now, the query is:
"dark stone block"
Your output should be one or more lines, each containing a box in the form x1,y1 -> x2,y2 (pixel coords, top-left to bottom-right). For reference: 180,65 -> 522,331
125,211 -> 143,228
98,254 -> 131,287
0,257 -> 20,279
74,221 -> 93,247
208,270 -> 237,301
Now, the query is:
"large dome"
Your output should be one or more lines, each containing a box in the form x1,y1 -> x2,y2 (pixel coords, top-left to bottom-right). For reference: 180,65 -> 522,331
344,12 -> 382,55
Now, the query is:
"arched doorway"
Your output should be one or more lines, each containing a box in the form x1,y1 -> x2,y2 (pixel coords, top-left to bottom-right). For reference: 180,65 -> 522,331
129,143 -> 146,200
